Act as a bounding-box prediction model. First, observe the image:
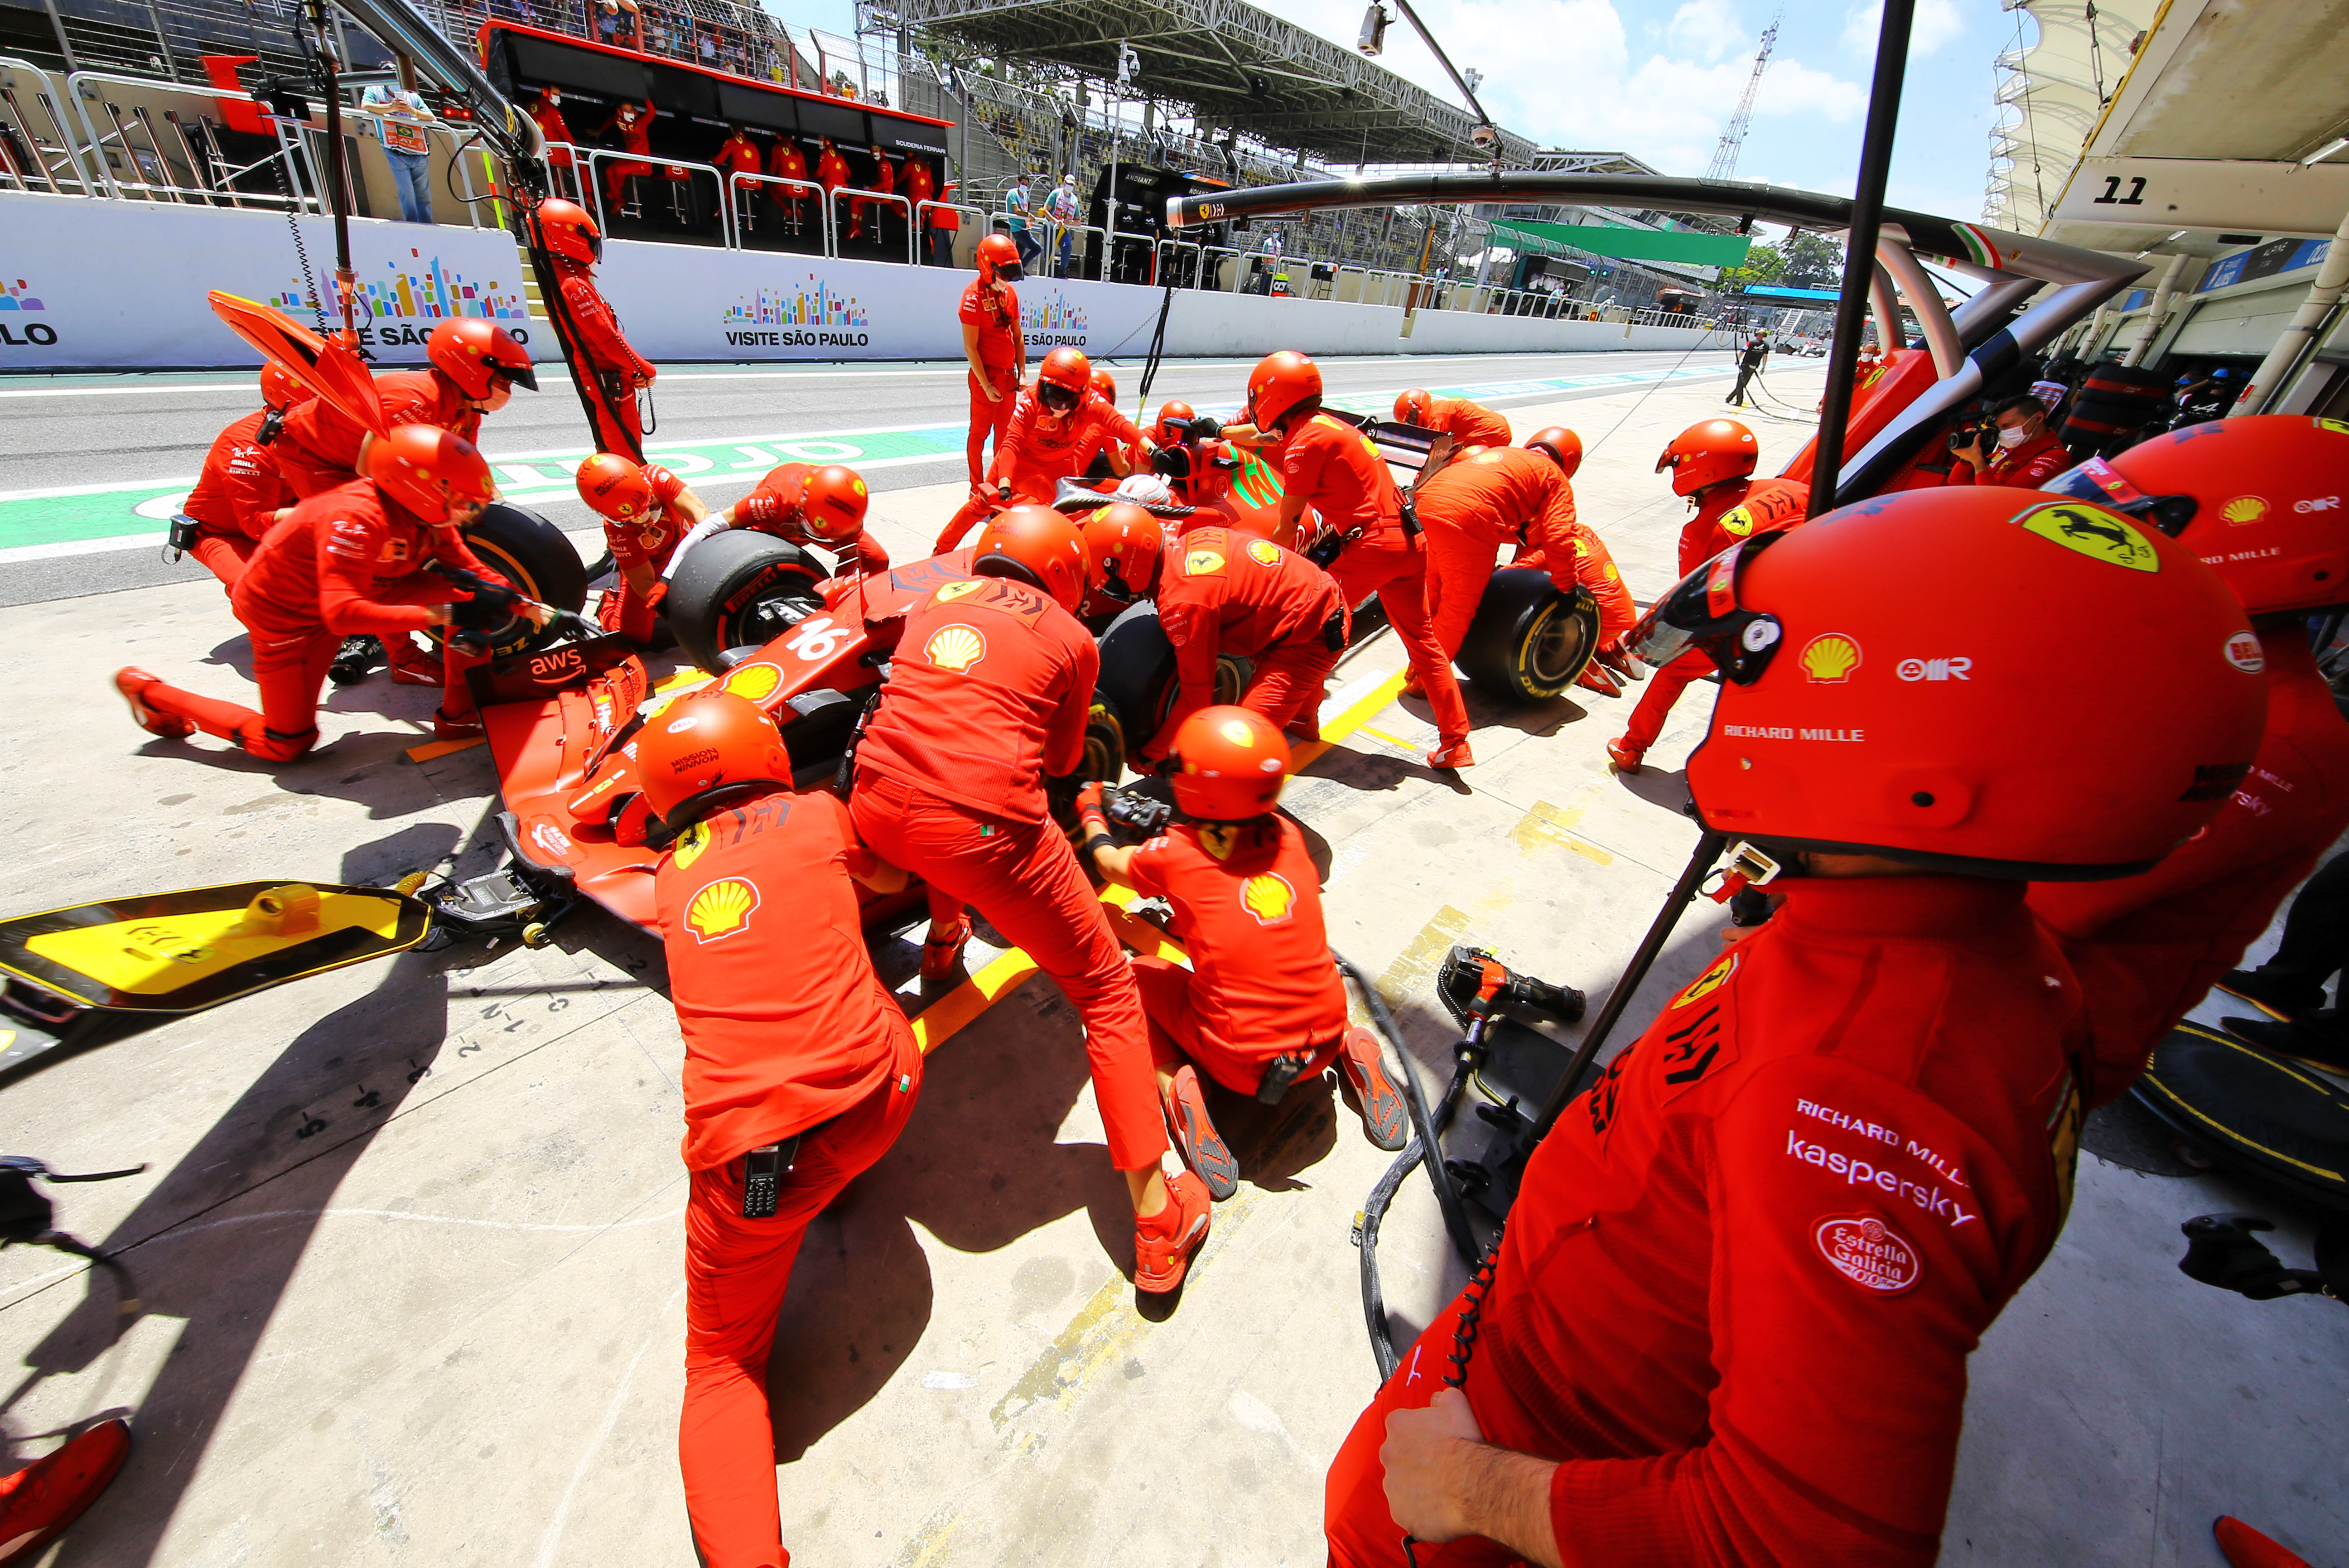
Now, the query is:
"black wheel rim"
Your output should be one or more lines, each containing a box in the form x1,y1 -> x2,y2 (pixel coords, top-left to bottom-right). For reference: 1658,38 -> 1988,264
1521,600 -> 1591,687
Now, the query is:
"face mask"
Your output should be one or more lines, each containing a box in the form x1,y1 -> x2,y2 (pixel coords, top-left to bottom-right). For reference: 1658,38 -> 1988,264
546,92 -> 560,105
1997,425 -> 2031,450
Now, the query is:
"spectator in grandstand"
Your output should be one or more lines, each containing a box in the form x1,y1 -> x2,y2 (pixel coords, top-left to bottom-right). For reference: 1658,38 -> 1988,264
361,70 -> 435,225
1047,175 -> 1082,276
596,0 -> 639,47
1005,172 -> 1040,269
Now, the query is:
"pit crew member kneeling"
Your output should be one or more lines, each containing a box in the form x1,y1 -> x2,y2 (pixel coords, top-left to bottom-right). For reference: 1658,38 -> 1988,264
1077,705 -> 1408,1200
574,453 -> 709,646
116,426 -> 533,757
633,690 -> 922,1568
175,363 -> 310,593
664,461 -> 889,583
1324,485 -> 2266,1568
933,347 -> 1151,554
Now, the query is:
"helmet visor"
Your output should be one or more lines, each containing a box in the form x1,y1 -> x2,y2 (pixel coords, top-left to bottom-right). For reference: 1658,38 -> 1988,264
1625,531 -> 1791,686
2042,458 -> 2198,537
1038,380 -> 1080,413
994,260 -> 1023,282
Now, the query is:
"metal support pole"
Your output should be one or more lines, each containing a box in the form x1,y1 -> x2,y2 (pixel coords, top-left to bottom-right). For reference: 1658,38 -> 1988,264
39,0 -> 77,73
1807,0 -> 1915,517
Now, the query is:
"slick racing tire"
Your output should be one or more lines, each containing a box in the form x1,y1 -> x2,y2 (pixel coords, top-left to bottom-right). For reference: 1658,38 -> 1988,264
664,531 -> 828,674
424,502 -> 588,661
1456,571 -> 1599,701
1093,602 -> 1249,763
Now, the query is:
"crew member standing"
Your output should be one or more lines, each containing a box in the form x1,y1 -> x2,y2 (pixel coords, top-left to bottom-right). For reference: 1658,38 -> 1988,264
848,507 -> 1213,1293
903,155 -> 936,261
935,347 -> 1148,554
1412,429 -> 1636,696
574,454 -> 709,645
959,232 -> 1025,486
178,364 -> 310,593
1394,389 -> 1510,450
1325,485 -> 2267,1568
116,426 -> 526,755
1230,351 -> 1473,769
663,462 -> 889,579
1077,705 -> 1408,1201
1727,333 -> 1768,407
767,134 -> 810,236
1947,393 -> 2072,487
1608,417 -> 1808,774
2028,416 -> 2349,1104
531,198 -> 657,461
272,316 -> 535,498
633,690 -> 923,1568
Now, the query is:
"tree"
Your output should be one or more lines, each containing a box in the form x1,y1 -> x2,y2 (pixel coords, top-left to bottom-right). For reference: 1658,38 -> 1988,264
1780,230 -> 1845,290
1725,242 -> 1784,288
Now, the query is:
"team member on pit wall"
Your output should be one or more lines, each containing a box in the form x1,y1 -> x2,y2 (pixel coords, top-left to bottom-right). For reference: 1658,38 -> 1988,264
633,690 -> 922,1568
1228,351 -> 1473,770
115,426 -> 529,755
663,462 -> 889,583
1083,505 -> 1349,755
960,233 -> 1027,486
1395,389 -> 1511,450
767,133 -> 810,234
529,87 -> 578,201
573,454 -> 710,645
848,507 -> 1213,1293
596,98 -> 659,213
178,364 -> 312,593
713,124 -> 763,221
531,199 -> 658,458
1607,418 -> 1808,775
1076,705 -> 1409,1199
272,317 -> 534,499
1947,392 -> 2071,488
933,347 -> 1150,554
1411,431 -> 1638,698
1325,484 -> 2267,1568
2026,416 -> 2349,1105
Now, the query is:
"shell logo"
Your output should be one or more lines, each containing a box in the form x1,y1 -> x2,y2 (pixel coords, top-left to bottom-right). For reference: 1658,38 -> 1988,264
1217,718 -> 1256,747
1246,538 -> 1282,565
2219,495 -> 2270,526
720,662 -> 784,704
924,623 -> 988,673
1799,633 -> 1863,683
685,877 -> 759,942
1718,505 -> 1756,538
933,580 -> 984,604
1185,550 -> 1226,576
850,475 -> 868,496
1240,873 -> 1296,925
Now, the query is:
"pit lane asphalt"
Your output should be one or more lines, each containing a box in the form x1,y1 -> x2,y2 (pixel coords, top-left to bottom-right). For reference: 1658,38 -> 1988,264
0,348 -> 1736,608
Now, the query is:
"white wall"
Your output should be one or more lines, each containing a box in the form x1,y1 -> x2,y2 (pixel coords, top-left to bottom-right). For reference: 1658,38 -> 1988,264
0,190 -> 1731,371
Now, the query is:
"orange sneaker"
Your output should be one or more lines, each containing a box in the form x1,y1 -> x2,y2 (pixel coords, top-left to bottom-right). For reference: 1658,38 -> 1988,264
114,668 -> 191,738
1426,740 -> 1475,770
1336,1026 -> 1409,1151
388,636 -> 446,687
0,1418 -> 130,1563
1574,663 -> 1623,696
920,914 -> 972,987
1606,738 -> 1643,775
1161,1064 -> 1239,1200
432,708 -> 485,742
1133,1170 -> 1211,1294
1399,673 -> 1424,698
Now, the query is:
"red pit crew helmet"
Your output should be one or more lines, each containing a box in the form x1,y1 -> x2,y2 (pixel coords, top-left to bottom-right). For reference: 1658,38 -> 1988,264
1247,351 -> 1321,434
973,504 -> 1088,613
1657,418 -> 1756,497
1082,502 -> 1165,604
427,318 -> 537,398
1169,705 -> 1289,821
633,690 -> 793,830
574,454 -> 653,521
1525,426 -> 1584,478
364,424 -> 496,525
531,198 -> 603,265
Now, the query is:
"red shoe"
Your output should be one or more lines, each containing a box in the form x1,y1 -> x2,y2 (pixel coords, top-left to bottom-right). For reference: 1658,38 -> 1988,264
1426,740 -> 1475,770
0,1418 -> 131,1564
1133,1170 -> 1211,1294
1399,673 -> 1424,698
1605,738 -> 1643,775
114,668 -> 191,739
388,636 -> 446,687
1574,663 -> 1623,696
920,914 -> 971,987
2214,1518 -> 2313,1568
1161,1064 -> 1239,1200
431,708 -> 485,742
1337,1026 -> 1409,1152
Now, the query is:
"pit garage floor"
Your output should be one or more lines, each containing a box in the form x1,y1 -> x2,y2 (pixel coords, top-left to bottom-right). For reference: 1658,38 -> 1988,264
2,363 -> 2344,1567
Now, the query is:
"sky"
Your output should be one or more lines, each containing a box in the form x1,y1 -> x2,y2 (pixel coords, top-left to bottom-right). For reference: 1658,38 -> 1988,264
781,0 -> 2019,223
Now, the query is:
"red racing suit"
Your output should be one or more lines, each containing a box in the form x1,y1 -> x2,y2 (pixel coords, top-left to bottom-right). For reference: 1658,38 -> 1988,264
767,140 -> 810,227
133,481 -> 502,759
1124,814 -> 1347,1095
1143,527 -> 1347,756
1326,875 -> 2085,1568
1945,427 -> 2070,488
1278,412 -> 1468,750
596,461 -> 694,643
934,388 -> 1143,554
273,369 -> 480,499
1413,446 -> 1632,659
180,409 -> 294,591
656,787 -> 923,1568
714,130 -> 763,212
552,255 -> 655,458
958,278 -> 1023,484
2029,627 -> 2349,1105
848,576 -> 1164,1172
599,100 -> 658,207
666,462 -> 889,580
1620,474 -> 1810,757
1414,394 -> 1511,450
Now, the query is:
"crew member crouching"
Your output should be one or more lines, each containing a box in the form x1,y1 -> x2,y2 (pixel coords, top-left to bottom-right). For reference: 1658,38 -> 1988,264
1394,388 -> 1511,450
634,690 -> 922,1568
117,425 -> 528,757
1078,705 -> 1408,1199
178,363 -> 311,593
663,462 -> 888,584
933,347 -> 1151,554
1325,485 -> 2265,1568
574,454 -> 709,645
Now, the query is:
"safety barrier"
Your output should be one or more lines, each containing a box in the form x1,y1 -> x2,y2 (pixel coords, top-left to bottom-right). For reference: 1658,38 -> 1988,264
725,169 -> 832,254
826,185 -> 915,265
581,145 -> 729,247
914,199 -> 986,267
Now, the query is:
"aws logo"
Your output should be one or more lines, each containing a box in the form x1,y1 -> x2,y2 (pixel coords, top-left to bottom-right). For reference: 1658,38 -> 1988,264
1240,873 -> 1295,925
924,624 -> 986,673
2014,501 -> 2160,573
685,877 -> 759,942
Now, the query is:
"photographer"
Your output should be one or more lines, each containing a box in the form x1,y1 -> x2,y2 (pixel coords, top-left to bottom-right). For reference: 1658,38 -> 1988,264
1947,393 -> 2070,488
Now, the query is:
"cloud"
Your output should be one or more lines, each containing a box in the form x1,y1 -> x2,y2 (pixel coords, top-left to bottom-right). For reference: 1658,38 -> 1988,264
1665,0 -> 1746,63
1841,0 -> 1966,58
